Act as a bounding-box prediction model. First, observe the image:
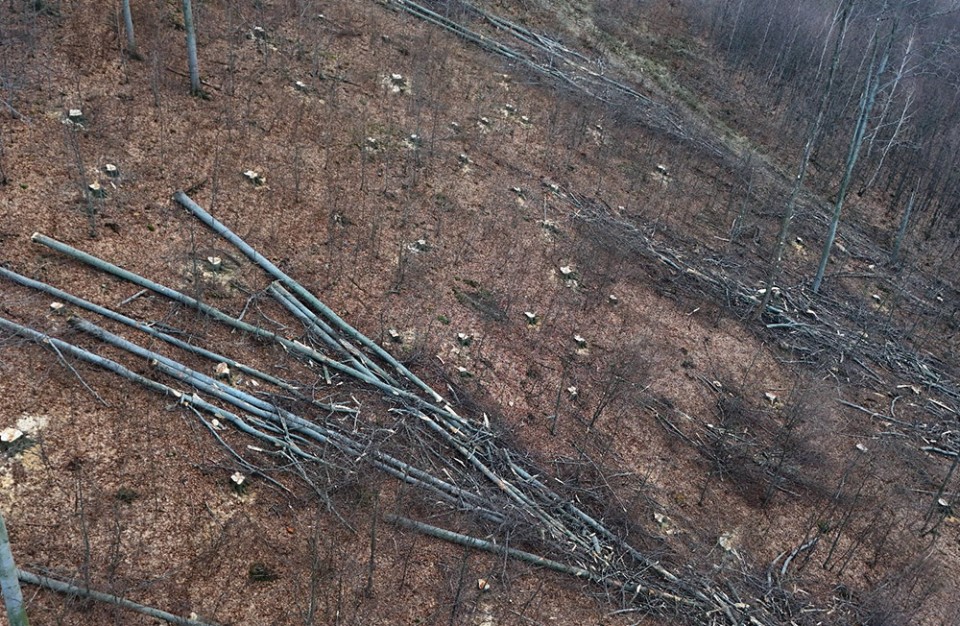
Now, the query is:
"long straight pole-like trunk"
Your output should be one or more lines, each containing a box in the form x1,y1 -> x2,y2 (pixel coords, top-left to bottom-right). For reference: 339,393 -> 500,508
182,0 -> 200,94
860,32 -> 914,194
812,19 -> 894,293
891,181 -> 918,264
18,570 -> 213,626
121,0 -> 137,57
755,0 -> 852,318
0,512 -> 29,626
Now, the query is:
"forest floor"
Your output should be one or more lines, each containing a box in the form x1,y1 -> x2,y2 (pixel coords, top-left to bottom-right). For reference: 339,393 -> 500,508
1,0 -> 959,624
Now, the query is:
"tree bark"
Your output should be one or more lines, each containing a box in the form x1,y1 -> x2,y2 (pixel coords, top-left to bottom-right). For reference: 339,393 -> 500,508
121,0 -> 137,57
18,570 -> 212,626
0,512 -> 29,626
182,0 -> 200,94
891,181 -> 918,263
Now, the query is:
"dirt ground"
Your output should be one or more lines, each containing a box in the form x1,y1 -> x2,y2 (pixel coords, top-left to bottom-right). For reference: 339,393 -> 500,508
2,0 -> 960,624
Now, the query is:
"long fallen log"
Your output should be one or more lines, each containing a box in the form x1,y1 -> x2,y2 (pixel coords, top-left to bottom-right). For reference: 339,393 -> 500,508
384,514 -> 699,609
174,192 -> 440,404
0,266 -> 354,414
65,316 -> 504,521
17,569 -> 216,626
28,233 -> 408,395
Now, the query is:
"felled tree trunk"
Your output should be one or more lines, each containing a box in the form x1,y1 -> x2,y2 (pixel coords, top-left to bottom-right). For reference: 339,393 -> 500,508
0,512 -> 29,626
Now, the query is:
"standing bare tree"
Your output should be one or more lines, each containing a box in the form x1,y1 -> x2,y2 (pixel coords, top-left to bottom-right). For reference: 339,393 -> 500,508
813,13 -> 895,293
858,29 -> 915,195
890,180 -> 918,264
182,0 -> 201,94
755,0 -> 852,317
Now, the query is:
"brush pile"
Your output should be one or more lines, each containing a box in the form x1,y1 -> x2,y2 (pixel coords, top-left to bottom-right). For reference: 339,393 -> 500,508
0,192 -> 820,625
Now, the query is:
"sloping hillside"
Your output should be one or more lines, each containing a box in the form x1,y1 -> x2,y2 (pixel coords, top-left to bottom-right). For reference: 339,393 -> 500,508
2,1 -> 960,625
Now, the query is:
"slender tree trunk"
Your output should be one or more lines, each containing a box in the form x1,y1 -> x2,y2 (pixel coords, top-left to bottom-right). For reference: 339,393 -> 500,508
864,36 -> 911,163
861,89 -> 913,194
17,570 -> 213,626
182,0 -> 200,94
755,0 -> 851,318
122,0 -> 137,58
812,3 -> 843,81
728,152 -> 755,244
750,11 -> 775,74
0,133 -> 8,186
812,20 -> 894,293
0,512 -> 29,626
725,0 -> 746,57
365,489 -> 379,597
860,32 -> 915,194
891,182 -> 918,263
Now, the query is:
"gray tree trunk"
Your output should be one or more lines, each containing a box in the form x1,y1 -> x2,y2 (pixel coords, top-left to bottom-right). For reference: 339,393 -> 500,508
122,0 -> 137,57
755,0 -> 852,317
812,20 -> 894,293
891,181 -> 918,264
18,570 -> 214,626
860,31 -> 915,194
182,0 -> 200,94
0,512 -> 29,626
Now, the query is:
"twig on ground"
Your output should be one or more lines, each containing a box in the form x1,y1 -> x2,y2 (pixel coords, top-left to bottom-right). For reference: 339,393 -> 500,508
47,340 -> 110,407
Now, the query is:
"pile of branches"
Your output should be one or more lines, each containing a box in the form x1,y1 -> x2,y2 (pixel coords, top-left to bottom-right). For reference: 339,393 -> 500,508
0,192 -> 808,625
384,0 -> 732,161
399,0 -> 958,379
386,0 -> 658,106
570,195 -> 960,456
